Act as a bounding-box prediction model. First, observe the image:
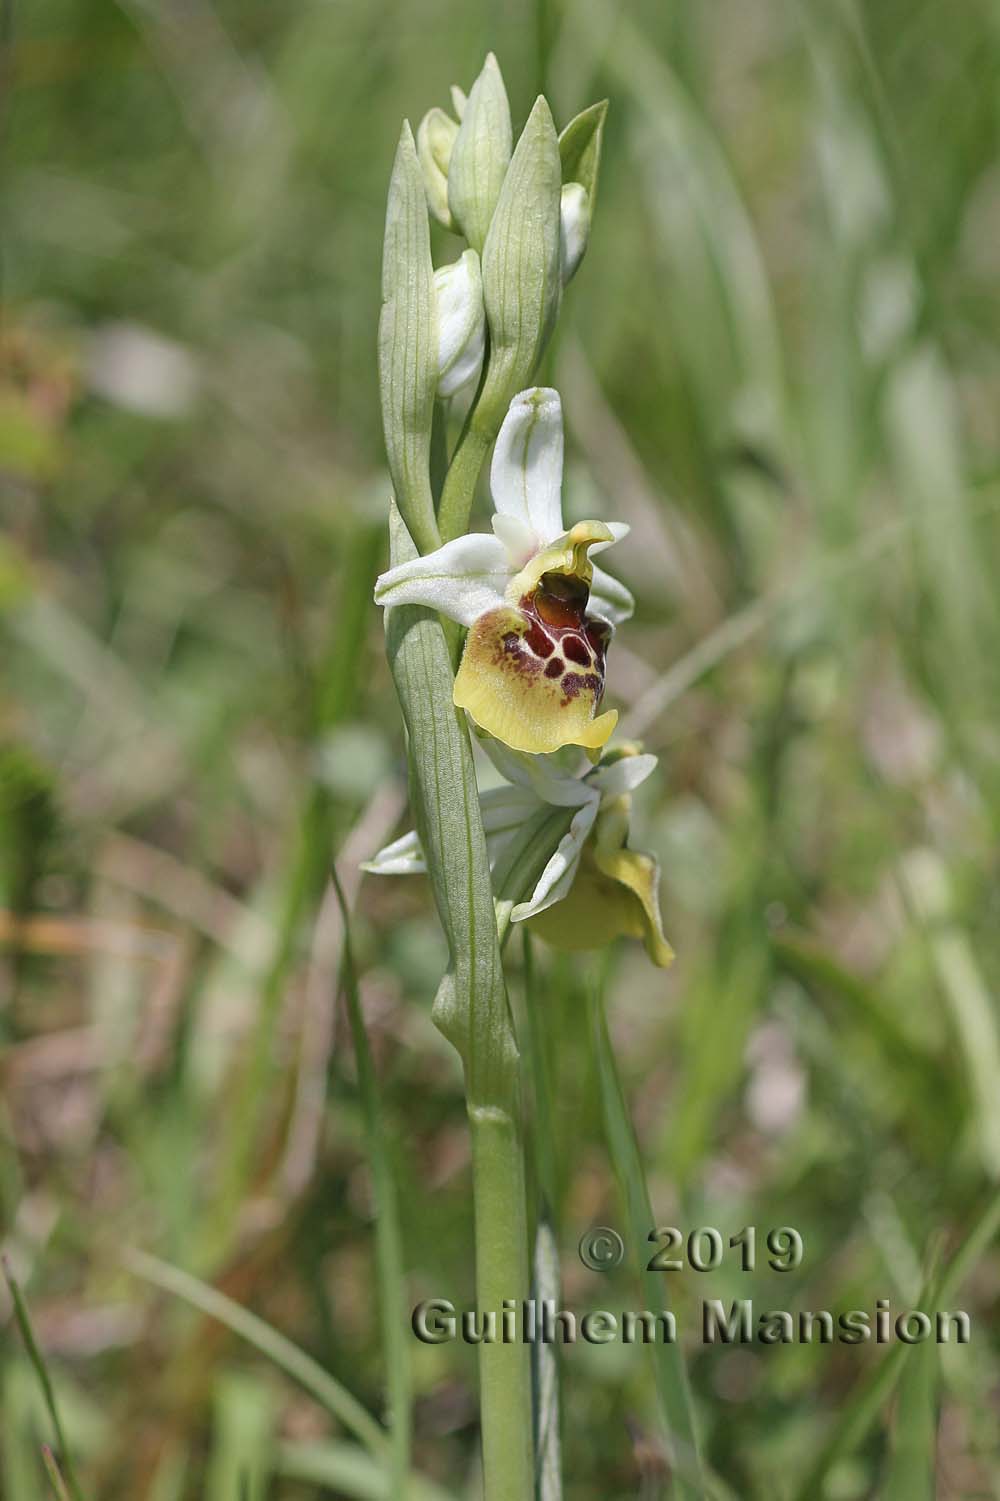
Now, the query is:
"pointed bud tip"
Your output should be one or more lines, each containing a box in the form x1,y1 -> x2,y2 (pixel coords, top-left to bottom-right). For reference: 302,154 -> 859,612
395,119 -> 417,156
526,94 -> 557,132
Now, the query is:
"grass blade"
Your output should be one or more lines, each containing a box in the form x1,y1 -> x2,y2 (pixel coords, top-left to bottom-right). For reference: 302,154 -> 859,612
587,984 -> 705,1500
332,865 -> 412,1496
899,849 -> 1000,1179
881,1341 -> 937,1501
205,1370 -> 273,1501
124,1248 -> 387,1460
1,1258 -> 86,1501
793,1187 -> 1000,1500
274,1440 -> 453,1501
41,1447 -> 72,1501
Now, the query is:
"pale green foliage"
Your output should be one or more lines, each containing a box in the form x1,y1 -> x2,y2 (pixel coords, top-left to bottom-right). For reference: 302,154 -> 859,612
378,124 -> 440,556
447,53 -> 512,253
478,97 -> 563,445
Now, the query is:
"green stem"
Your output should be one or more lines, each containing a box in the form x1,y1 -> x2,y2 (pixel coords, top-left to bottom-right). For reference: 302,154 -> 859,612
436,415 -> 493,542
470,1106 -> 534,1501
383,513 -> 536,1497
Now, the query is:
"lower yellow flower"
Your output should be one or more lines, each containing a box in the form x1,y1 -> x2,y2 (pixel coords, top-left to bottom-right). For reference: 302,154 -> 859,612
525,794 -> 674,967
363,735 -> 674,969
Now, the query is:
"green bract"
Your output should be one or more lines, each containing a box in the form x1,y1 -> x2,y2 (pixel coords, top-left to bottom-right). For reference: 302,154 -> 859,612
447,53 -> 512,253
478,96 -> 562,433
558,101 -> 607,283
377,124 -> 439,556
558,98 -> 608,202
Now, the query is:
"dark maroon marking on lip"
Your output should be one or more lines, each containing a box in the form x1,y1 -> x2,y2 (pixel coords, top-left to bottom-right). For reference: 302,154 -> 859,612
523,619 -> 555,657
561,669 -> 603,703
563,634 -> 591,667
497,629 -> 542,676
586,620 -> 612,656
499,576 -> 614,708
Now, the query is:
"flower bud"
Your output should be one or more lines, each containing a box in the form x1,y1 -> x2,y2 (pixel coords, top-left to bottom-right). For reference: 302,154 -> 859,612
450,84 -> 467,121
434,249 -> 485,398
417,106 -> 459,229
559,182 -> 590,284
447,53 -> 512,253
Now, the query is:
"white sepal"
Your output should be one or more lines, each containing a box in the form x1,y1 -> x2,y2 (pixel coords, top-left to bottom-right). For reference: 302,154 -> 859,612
361,829 -> 426,875
479,734 -> 595,807
588,752 -> 657,798
589,563 -> 635,626
490,387 -> 565,546
374,532 -> 509,626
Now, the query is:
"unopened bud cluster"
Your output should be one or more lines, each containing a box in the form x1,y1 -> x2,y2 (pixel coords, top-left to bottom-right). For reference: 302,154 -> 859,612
415,54 -> 606,405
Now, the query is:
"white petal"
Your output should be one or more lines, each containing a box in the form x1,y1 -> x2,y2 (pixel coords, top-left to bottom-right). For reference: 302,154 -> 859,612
490,387 -> 565,546
435,250 -> 485,398
374,533 -> 509,627
589,562 -> 634,626
477,735 -> 594,807
491,513 -> 536,568
361,829 -> 426,875
510,797 -> 600,921
589,752 -> 658,799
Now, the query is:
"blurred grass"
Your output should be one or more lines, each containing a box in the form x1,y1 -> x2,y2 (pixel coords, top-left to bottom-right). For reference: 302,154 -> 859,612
3,0 -> 1000,1497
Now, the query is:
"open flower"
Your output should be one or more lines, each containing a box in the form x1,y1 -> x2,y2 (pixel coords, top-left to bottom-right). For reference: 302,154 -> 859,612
374,387 -> 633,754
364,737 -> 674,967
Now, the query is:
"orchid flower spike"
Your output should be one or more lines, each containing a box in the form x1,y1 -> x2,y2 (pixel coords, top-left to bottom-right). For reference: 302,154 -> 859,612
374,387 -> 634,755
364,737 -> 674,967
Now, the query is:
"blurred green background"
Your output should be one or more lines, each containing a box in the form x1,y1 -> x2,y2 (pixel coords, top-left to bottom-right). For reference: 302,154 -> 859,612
3,0 -> 1000,1496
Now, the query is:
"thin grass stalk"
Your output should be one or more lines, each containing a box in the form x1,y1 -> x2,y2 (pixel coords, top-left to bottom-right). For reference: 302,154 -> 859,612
586,983 -> 706,1500
331,867 -> 411,1496
793,1187 -> 1000,1499
2,1257 -> 86,1501
211,524 -> 381,1252
41,1447 -> 73,1501
124,1249 -> 387,1460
